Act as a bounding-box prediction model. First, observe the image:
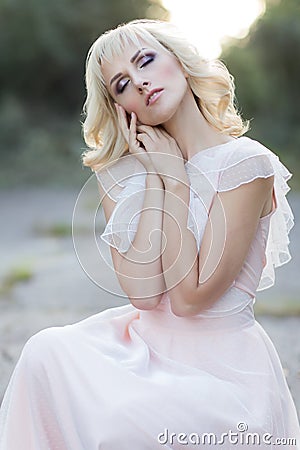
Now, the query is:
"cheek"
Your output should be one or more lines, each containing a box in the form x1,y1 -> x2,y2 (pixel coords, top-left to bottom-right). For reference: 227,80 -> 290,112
160,60 -> 183,79
120,99 -> 140,115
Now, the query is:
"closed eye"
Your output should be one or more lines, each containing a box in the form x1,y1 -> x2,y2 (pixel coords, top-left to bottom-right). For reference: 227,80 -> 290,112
114,52 -> 156,95
138,53 -> 156,69
116,78 -> 130,94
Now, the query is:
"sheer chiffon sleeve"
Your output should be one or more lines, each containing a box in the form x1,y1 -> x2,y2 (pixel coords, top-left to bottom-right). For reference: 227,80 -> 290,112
96,138 -> 294,291
95,154 -> 147,254
218,141 -> 294,290
185,137 -> 294,291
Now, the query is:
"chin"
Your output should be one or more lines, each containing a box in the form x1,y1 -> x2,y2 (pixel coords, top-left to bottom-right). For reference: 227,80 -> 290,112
139,108 -> 178,127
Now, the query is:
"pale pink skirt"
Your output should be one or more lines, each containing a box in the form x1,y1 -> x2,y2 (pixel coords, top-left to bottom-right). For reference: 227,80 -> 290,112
0,289 -> 299,449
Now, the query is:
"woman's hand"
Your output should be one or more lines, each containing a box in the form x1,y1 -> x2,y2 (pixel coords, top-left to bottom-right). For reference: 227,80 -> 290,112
116,104 -> 189,188
136,124 -> 189,189
115,104 -> 156,173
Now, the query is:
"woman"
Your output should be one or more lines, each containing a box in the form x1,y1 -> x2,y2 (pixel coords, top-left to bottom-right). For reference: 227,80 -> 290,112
0,19 -> 299,449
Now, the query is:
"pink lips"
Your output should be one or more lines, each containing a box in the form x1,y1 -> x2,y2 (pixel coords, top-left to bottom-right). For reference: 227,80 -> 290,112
146,89 -> 164,106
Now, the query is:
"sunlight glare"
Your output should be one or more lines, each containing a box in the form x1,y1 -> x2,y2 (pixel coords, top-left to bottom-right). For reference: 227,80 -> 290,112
162,0 -> 266,58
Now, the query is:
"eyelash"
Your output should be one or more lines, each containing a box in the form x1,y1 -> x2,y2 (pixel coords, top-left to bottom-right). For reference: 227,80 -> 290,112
115,52 -> 156,94
138,53 -> 155,69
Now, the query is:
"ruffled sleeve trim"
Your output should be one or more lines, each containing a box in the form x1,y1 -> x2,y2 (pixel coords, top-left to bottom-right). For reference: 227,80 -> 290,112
95,138 -> 295,292
186,136 -> 294,291
218,139 -> 294,291
95,153 -> 146,202
256,153 -> 294,291
95,154 -> 147,253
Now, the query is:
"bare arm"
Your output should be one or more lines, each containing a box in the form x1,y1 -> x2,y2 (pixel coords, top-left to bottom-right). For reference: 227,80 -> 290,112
99,173 -> 166,310
99,108 -> 166,310
133,125 -> 275,317
162,175 -> 275,317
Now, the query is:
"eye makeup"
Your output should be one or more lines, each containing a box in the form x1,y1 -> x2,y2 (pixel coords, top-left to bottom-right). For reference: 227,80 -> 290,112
113,50 -> 157,95
116,78 -> 130,94
136,52 -> 156,69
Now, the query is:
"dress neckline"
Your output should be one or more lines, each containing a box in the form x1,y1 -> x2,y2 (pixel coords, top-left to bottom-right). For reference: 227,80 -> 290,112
184,136 -> 247,165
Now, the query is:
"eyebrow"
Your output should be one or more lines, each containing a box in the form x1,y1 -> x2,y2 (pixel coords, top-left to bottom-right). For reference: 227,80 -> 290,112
109,47 -> 147,86
110,72 -> 122,86
130,48 -> 145,63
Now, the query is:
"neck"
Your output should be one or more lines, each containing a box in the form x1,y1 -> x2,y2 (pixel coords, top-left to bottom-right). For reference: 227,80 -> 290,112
162,88 -> 233,161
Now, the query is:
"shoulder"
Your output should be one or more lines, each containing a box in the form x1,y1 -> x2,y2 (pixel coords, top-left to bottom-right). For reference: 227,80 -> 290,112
95,152 -> 135,187
95,153 -> 146,202
217,136 -> 276,192
185,136 -> 277,197
216,137 -> 276,216
222,136 -> 275,166
185,136 -> 276,179
95,153 -> 147,227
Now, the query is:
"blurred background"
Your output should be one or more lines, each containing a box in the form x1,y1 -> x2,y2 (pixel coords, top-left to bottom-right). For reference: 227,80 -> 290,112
0,0 -> 299,416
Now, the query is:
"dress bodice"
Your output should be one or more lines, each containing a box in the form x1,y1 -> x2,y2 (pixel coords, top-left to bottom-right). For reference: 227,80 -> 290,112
231,208 -> 276,298
95,136 -> 294,312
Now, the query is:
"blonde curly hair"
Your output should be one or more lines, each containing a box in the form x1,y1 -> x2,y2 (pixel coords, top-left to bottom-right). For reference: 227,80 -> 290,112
81,19 -> 249,171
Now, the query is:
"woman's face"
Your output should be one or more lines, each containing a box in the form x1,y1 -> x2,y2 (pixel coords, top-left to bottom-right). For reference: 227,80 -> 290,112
101,40 -> 189,126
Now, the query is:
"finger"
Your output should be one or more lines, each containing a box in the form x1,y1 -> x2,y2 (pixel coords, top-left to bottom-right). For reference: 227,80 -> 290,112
118,105 -> 130,137
115,104 -> 130,142
129,112 -> 139,151
136,130 -> 153,152
136,124 -> 154,133
129,111 -> 136,135
115,104 -> 126,135
137,131 -> 161,150
156,126 -> 173,140
136,124 -> 161,142
119,105 -> 130,128
136,132 -> 150,142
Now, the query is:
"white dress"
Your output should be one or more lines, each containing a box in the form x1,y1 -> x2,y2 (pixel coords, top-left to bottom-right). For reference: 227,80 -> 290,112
0,136 -> 299,449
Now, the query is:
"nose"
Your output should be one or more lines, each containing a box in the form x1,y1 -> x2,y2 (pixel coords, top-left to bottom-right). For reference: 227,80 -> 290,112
133,79 -> 150,93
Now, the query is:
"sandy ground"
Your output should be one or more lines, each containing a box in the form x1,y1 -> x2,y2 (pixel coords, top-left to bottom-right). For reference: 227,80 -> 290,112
0,185 -> 299,422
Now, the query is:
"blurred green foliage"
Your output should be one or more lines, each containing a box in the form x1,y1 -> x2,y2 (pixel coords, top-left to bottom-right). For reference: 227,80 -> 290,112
0,264 -> 33,296
221,0 -> 300,188
0,0 -> 168,187
0,0 -> 167,113
0,0 -> 299,189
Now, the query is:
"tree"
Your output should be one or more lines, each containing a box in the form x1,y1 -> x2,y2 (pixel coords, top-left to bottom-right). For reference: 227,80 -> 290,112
0,0 -> 168,186
221,0 -> 300,160
0,0 -> 168,112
